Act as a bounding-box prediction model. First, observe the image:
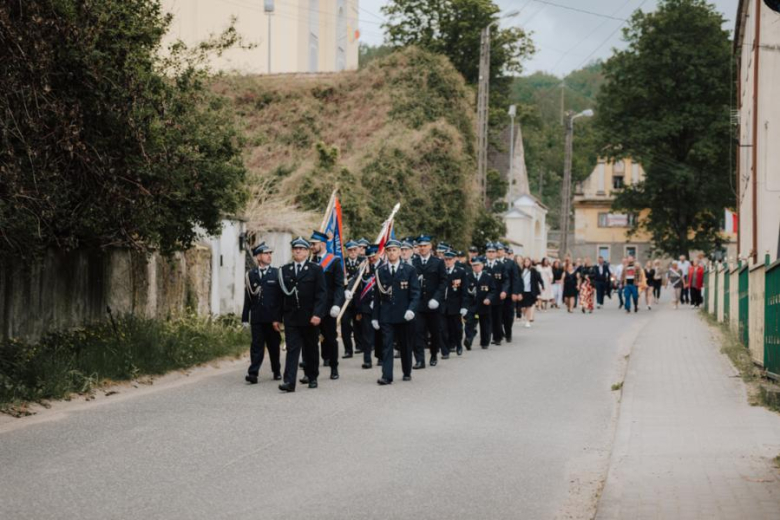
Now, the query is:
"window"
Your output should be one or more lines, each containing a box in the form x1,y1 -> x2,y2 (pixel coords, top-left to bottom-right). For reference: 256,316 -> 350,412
613,175 -> 625,190
597,246 -> 610,261
598,213 -> 635,228
625,246 -> 637,258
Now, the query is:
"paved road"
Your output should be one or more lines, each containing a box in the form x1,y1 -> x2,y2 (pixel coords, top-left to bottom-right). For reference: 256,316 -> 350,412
0,301 -> 645,520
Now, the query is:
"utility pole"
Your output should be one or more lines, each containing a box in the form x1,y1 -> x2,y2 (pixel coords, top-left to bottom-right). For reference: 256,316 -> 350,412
559,109 -> 594,259
476,26 -> 491,206
507,104 -> 516,207
560,112 -> 574,258
265,1 -> 274,74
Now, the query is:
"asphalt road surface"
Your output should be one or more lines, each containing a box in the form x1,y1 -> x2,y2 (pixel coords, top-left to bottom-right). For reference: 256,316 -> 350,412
0,301 -> 649,519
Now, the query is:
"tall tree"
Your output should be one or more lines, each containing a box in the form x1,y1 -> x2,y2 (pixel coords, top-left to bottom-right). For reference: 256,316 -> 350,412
0,0 -> 247,261
595,0 -> 733,256
381,0 -> 534,87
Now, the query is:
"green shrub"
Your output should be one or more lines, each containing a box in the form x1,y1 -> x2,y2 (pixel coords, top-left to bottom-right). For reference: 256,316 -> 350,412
0,314 -> 249,407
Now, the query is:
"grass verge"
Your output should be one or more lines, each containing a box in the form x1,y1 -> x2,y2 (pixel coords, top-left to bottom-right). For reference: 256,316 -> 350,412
700,312 -> 780,413
0,313 -> 249,415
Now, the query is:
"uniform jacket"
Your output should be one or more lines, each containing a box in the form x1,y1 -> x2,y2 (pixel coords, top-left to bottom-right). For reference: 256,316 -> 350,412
279,260 -> 328,327
501,258 -> 521,295
443,265 -> 467,315
372,262 -> 421,324
593,263 -> 611,283
464,271 -> 498,314
485,260 -> 511,294
241,266 -> 283,324
344,257 -> 362,285
412,255 -> 447,312
315,255 -> 345,308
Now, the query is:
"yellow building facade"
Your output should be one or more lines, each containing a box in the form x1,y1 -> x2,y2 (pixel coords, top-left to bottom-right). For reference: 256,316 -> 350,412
161,0 -> 360,75
571,158 -> 653,264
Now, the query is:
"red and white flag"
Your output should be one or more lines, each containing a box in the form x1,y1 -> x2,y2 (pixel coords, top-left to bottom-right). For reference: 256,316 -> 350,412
724,209 -> 738,234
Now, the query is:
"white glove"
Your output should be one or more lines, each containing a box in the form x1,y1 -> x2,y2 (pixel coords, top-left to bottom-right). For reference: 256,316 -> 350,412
428,299 -> 439,310
242,322 -> 249,329
329,305 -> 340,318
371,320 -> 380,330
460,308 -> 468,317
404,310 -> 415,321
345,290 -> 353,300
370,301 -> 374,309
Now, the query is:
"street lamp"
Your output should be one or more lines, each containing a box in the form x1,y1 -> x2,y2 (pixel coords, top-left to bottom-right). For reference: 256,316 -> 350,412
559,108 -> 594,258
507,104 -> 517,207
477,10 -> 520,205
264,0 -> 274,74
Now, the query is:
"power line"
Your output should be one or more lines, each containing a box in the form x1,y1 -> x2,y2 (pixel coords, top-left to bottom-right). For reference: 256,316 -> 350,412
530,0 -> 629,22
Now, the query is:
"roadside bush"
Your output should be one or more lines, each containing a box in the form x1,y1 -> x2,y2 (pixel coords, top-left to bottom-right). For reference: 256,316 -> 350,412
0,314 -> 249,407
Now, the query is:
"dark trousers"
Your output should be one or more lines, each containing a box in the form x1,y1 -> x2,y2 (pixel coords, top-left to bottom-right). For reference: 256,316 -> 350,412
691,287 -> 702,307
380,322 -> 412,381
415,311 -> 445,363
340,307 -> 356,355
653,284 -> 661,300
357,313 -> 375,365
491,304 -> 503,343
681,286 -> 690,304
595,281 -> 607,306
617,285 -> 624,306
248,322 -> 281,377
283,325 -> 319,387
320,315 -> 339,368
502,299 -> 515,341
444,313 -> 463,351
467,309 -> 492,347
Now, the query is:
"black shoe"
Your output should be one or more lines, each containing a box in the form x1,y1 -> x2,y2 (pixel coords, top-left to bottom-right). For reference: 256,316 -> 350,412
457,346 -> 463,356
245,375 -> 258,384
402,375 -> 411,381
634,307 -> 638,313
342,352 -> 353,359
481,344 -> 489,349
323,359 -> 330,367
464,339 -> 472,351
330,369 -> 339,380
505,336 -> 512,343
299,376 -> 310,384
273,373 -> 282,381
441,353 -> 450,360
413,362 -> 425,370
377,378 -> 392,386
362,362 -> 372,369
308,380 -> 318,389
430,356 -> 438,367
278,383 -> 295,393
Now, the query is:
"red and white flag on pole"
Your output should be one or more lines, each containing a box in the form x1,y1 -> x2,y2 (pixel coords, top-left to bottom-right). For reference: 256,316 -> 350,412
724,209 -> 738,234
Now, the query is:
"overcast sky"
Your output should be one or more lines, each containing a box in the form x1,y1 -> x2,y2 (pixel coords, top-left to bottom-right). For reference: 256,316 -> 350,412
358,0 -> 739,76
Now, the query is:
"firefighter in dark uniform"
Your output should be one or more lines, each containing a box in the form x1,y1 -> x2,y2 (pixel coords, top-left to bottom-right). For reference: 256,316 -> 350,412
372,239 -> 420,385
497,242 -> 521,343
340,240 -> 361,359
412,235 -> 447,368
485,242 -> 510,346
354,245 -> 379,368
464,256 -> 499,349
241,243 -> 283,383
442,250 -> 468,355
278,237 -> 327,392
400,239 -> 415,266
309,230 -> 345,380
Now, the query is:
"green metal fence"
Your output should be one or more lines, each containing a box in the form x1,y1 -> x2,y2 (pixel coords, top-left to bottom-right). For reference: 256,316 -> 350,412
703,269 -> 709,312
723,267 -> 730,322
766,259 -> 780,377
739,264 -> 750,348
714,268 -> 719,317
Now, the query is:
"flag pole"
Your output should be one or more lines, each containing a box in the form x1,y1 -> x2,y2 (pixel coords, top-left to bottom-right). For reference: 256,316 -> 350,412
319,187 -> 339,232
337,202 -> 401,325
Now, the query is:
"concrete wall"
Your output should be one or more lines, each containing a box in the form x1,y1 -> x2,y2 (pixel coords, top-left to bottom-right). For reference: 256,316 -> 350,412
1,248 -> 212,342
160,0 -> 360,75
736,0 -> 780,263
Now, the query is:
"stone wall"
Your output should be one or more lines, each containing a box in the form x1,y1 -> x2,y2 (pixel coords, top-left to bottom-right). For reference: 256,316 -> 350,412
0,247 -> 212,342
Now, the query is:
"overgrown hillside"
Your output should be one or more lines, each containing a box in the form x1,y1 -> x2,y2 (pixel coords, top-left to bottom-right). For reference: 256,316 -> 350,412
215,47 -> 482,248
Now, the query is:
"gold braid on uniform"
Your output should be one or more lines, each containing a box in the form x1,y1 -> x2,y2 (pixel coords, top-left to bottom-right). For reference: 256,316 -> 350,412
375,266 -> 392,296
245,270 -> 261,297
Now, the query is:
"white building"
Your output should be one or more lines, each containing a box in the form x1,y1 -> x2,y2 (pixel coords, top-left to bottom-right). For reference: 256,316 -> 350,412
161,0 -> 361,75
735,0 -> 780,264
502,122 -> 548,259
